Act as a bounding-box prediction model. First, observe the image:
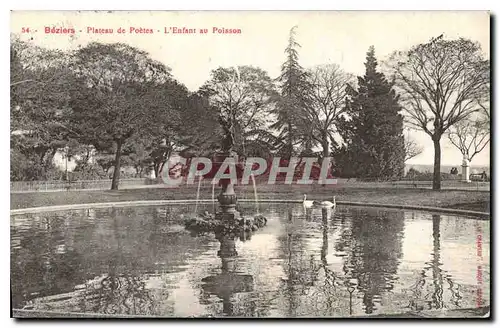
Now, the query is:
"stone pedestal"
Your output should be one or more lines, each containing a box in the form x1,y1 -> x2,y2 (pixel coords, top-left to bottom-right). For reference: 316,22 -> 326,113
461,158 -> 471,183
216,182 -> 240,220
214,151 -> 240,222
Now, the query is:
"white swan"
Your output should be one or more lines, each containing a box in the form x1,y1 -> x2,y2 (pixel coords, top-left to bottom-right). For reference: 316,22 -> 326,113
318,196 -> 336,208
303,194 -> 314,208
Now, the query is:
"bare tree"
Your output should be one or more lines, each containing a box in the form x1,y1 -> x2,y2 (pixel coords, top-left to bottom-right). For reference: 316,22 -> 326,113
448,117 -> 490,163
389,36 -> 489,189
478,99 -> 490,133
306,64 -> 354,161
404,135 -> 423,162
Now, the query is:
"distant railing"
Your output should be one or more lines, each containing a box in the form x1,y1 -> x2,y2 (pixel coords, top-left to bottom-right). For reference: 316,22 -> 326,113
10,175 -> 490,193
10,178 -> 150,193
470,174 -> 489,182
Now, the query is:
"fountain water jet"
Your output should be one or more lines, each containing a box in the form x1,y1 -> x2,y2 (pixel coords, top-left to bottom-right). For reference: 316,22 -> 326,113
250,173 -> 260,214
211,179 -> 216,214
194,175 -> 203,213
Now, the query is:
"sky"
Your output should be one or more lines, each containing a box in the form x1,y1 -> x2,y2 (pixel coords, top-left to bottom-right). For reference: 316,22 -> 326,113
10,10 -> 491,166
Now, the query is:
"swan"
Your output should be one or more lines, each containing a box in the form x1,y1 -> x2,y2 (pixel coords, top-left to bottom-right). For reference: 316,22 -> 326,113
303,194 -> 314,208
317,196 -> 336,208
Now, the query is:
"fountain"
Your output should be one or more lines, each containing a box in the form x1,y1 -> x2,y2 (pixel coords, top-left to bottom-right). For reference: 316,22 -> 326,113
184,112 -> 267,240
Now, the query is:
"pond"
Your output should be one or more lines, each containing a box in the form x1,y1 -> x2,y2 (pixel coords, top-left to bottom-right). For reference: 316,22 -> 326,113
10,203 -> 490,318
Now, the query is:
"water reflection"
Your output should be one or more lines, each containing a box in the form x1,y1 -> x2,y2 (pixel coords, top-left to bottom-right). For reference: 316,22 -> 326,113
11,214 -> 86,308
336,208 -> 404,314
200,234 -> 254,316
11,204 -> 489,318
406,214 -> 464,312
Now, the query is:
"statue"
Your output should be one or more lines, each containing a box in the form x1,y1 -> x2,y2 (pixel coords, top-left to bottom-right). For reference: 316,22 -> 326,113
219,115 -> 235,153
461,155 -> 471,183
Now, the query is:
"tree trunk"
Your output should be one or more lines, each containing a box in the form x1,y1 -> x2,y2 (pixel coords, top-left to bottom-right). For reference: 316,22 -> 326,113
159,161 -> 166,176
111,140 -> 122,190
320,137 -> 330,186
153,163 -> 159,179
321,136 -> 329,164
153,163 -> 158,178
432,136 -> 441,190
83,148 -> 91,164
287,121 -> 293,160
134,166 -> 142,178
38,148 -> 49,165
44,148 -> 58,168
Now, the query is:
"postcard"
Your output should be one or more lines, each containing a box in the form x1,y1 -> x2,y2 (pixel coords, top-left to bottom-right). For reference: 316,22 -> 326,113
10,10 -> 490,319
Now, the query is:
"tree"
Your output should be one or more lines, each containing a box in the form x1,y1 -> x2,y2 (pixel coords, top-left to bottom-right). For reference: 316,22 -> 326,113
10,35 -> 70,97
272,26 -> 313,159
404,130 -> 424,162
145,134 -> 175,178
199,65 -> 277,157
306,64 -> 353,162
176,92 -> 221,157
10,37 -> 75,180
390,35 -> 490,189
479,102 -> 490,132
69,42 -> 174,189
136,79 -> 190,178
339,46 -> 405,180
120,136 -> 151,178
447,115 -> 490,163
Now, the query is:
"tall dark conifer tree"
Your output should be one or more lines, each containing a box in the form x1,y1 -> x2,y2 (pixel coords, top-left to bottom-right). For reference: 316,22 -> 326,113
272,26 -> 313,160
337,46 -> 405,179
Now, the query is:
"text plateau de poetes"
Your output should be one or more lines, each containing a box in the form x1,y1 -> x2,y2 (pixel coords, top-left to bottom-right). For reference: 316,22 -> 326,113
43,26 -> 242,35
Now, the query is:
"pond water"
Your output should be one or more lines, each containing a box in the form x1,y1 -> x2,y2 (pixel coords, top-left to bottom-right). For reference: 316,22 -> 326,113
11,204 -> 490,318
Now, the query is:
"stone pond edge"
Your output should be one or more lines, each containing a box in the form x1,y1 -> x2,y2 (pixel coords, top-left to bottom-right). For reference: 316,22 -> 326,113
10,199 -> 490,219
12,306 -> 490,319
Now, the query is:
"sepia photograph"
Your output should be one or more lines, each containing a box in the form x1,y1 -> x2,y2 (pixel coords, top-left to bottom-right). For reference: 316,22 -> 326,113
9,10 -> 490,319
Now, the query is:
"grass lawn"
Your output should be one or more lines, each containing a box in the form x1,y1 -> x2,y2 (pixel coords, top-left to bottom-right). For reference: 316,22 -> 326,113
10,183 -> 490,212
